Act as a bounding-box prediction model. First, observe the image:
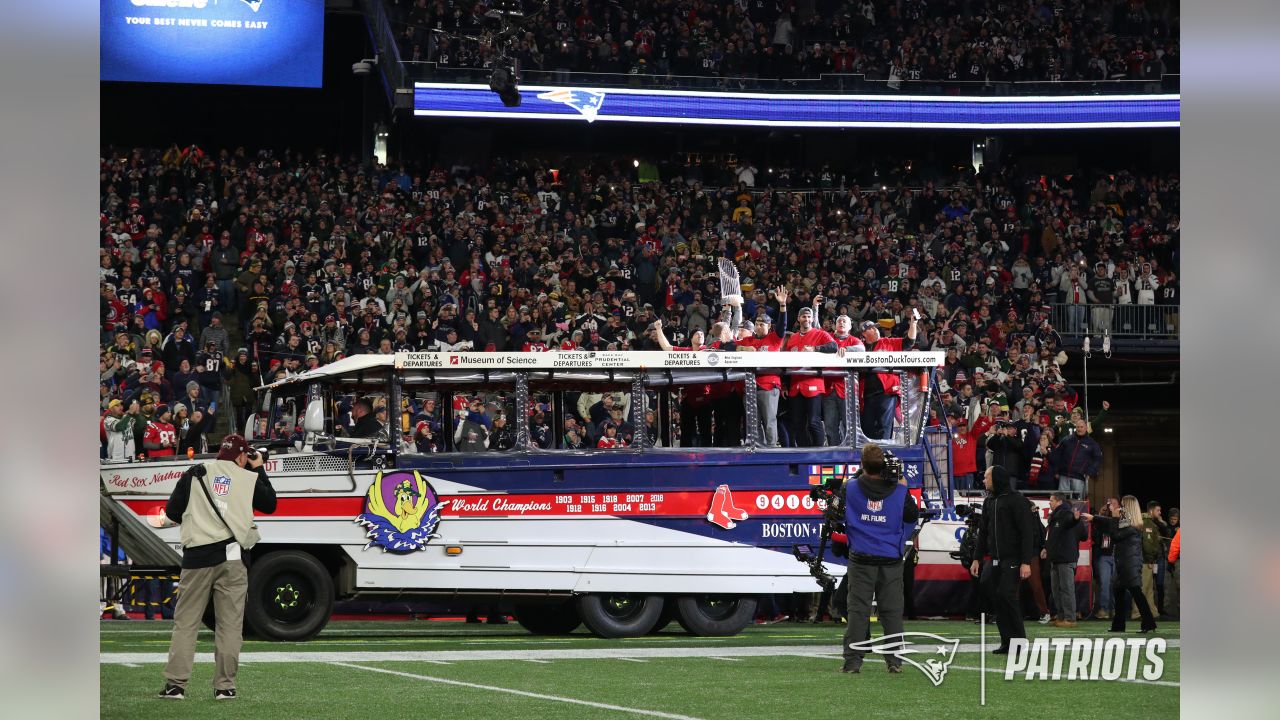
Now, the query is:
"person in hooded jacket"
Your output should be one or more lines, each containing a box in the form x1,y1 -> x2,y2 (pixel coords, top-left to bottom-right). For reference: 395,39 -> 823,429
1082,496 -> 1158,633
969,465 -> 1036,654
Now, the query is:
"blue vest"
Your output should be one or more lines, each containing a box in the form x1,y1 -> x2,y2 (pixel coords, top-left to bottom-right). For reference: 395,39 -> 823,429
844,479 -> 910,560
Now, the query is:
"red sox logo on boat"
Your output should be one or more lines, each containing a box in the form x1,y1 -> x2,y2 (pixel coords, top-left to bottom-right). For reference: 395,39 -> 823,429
706,485 -> 749,529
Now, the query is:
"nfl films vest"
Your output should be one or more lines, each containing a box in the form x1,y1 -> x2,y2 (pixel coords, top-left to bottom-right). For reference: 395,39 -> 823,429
179,459 -> 263,551
844,480 -> 910,560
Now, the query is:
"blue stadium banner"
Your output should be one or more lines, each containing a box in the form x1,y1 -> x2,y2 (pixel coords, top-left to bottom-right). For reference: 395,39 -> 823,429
101,0 -> 325,88
414,83 -> 1179,129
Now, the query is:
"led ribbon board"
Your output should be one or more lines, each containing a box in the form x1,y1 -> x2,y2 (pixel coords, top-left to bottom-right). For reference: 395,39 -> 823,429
413,83 -> 1179,129
101,0 -> 324,88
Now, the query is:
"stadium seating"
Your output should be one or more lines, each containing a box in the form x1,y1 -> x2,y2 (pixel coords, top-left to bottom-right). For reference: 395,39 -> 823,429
383,0 -> 1180,91
98,145 -> 1178,452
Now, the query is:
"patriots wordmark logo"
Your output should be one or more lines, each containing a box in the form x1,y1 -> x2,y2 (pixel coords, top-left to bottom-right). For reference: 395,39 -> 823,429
212,475 -> 231,496
848,633 -> 960,686
536,89 -> 606,122
867,499 -> 883,512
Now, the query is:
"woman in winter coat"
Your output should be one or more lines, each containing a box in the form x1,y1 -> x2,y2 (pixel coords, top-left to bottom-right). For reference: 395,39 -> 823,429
1082,495 -> 1157,633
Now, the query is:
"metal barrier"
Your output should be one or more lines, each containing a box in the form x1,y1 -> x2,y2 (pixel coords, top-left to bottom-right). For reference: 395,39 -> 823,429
1049,303 -> 1179,338
403,63 -> 1179,97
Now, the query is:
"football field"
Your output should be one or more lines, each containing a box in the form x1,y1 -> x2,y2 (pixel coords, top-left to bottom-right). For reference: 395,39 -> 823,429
101,618 -> 1179,719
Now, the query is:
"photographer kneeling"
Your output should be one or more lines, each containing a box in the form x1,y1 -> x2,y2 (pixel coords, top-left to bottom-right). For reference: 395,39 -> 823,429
840,443 -> 919,674
157,435 -> 277,701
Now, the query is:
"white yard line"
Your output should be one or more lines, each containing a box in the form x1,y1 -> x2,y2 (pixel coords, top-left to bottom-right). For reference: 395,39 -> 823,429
705,656 -> 742,662
330,662 -> 705,720
100,645 -> 839,664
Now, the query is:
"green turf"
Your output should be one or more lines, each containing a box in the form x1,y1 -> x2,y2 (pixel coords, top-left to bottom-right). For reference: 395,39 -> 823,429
99,618 -> 1177,654
101,620 -> 1179,719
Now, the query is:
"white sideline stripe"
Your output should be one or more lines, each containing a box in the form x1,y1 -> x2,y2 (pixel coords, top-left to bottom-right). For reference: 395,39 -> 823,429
331,662 -> 704,720
100,639 -> 1178,665
521,659 -> 552,664
100,644 -> 840,664
616,658 -> 648,663
948,665 -> 1180,687
705,656 -> 741,662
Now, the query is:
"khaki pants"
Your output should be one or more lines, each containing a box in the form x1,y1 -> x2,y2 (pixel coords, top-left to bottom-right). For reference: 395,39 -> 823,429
163,559 -> 248,691
1134,563 -> 1157,620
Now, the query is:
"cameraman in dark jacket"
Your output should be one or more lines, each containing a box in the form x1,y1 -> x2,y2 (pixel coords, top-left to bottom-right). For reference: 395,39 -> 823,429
1045,492 -> 1083,627
986,420 -> 1026,487
969,465 -> 1036,654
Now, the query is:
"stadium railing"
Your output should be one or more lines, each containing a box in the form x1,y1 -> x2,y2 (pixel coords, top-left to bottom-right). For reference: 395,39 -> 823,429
404,64 -> 1180,96
1049,303 -> 1179,339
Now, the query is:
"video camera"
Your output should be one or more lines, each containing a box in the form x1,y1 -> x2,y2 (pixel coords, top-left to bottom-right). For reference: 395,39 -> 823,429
791,449 -> 910,589
792,543 -> 838,591
949,503 -> 982,567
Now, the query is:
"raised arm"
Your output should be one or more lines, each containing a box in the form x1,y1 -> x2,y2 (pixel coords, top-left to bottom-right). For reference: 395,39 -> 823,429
653,318 -> 674,352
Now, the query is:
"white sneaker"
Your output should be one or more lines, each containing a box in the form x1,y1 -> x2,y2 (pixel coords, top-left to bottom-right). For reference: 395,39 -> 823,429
1039,614 -> 1052,624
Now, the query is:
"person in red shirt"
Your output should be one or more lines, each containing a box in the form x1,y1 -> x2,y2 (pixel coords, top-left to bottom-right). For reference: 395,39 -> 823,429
857,315 -> 919,441
521,327 -> 551,352
947,405 -> 980,491
822,314 -> 866,446
143,404 -> 178,458
596,422 -> 625,448
737,313 -> 787,446
783,306 -> 839,446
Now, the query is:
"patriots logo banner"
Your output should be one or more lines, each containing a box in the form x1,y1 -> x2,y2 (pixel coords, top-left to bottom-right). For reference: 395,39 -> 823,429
848,632 -> 960,686
535,89 -> 606,122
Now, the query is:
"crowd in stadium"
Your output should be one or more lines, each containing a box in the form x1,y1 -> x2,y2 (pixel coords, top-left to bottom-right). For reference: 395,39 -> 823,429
98,143 -> 1178,471
388,0 -> 1179,84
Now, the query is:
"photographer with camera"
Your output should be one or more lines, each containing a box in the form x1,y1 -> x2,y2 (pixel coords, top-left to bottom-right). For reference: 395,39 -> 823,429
157,435 -> 277,701
969,465 -> 1037,654
840,443 -> 919,674
986,419 -> 1027,488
